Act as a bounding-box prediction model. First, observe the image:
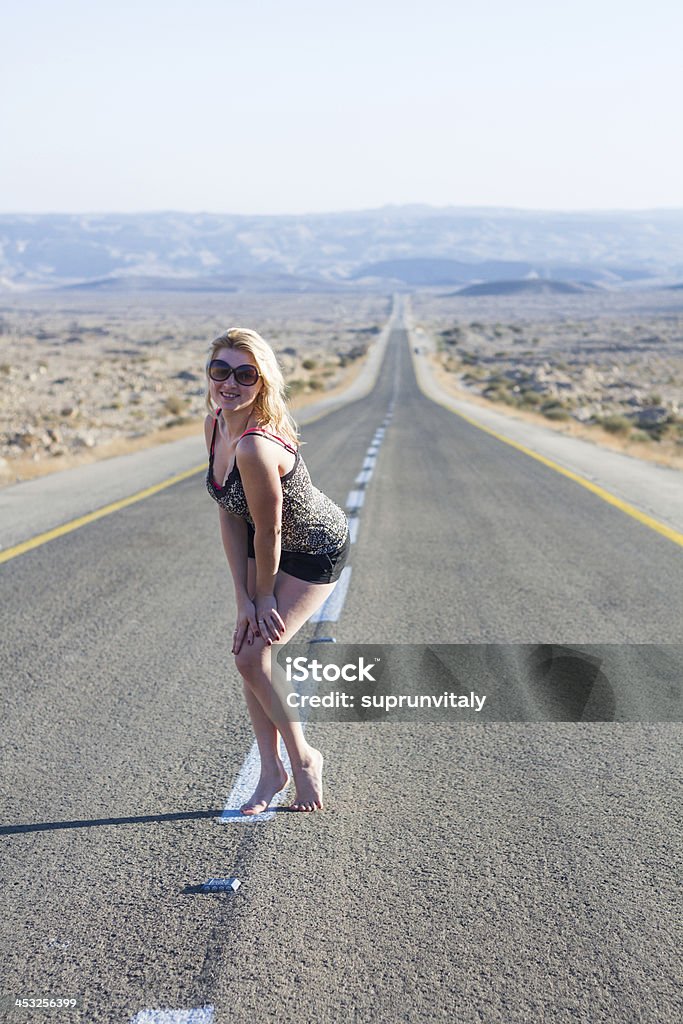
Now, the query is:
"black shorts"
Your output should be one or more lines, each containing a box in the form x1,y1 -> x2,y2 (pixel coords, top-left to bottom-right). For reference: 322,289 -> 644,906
247,523 -> 350,584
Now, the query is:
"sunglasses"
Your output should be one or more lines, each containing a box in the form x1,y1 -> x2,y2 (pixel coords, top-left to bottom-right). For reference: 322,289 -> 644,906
207,360 -> 261,387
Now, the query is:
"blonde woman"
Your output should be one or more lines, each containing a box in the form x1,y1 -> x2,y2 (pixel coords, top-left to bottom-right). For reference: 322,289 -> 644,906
204,328 -> 350,814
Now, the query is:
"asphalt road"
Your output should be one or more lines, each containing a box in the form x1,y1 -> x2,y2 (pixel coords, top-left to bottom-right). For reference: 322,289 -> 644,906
1,324 -> 681,1023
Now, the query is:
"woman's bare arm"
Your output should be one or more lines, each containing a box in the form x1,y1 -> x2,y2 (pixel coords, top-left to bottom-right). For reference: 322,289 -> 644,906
236,436 -> 283,599
218,508 -> 251,602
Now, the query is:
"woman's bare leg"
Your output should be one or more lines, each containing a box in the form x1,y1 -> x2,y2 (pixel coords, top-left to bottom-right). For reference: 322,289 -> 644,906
239,681 -> 290,815
236,560 -> 337,813
237,558 -> 289,815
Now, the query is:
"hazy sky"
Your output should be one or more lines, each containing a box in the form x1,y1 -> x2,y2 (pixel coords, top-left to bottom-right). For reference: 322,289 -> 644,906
2,0 -> 682,214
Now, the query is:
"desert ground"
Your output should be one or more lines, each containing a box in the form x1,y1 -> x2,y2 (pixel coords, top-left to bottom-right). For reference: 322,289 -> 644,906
0,290 -> 390,486
410,288 -> 683,470
3,286 -> 683,487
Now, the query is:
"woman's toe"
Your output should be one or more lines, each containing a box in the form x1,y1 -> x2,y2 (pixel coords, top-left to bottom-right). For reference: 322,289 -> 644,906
241,800 -> 264,815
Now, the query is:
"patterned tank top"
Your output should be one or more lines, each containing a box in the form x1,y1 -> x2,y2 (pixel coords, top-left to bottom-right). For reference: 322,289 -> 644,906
205,411 -> 349,556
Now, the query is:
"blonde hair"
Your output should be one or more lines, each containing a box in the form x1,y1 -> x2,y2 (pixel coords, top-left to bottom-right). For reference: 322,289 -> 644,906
204,327 -> 300,447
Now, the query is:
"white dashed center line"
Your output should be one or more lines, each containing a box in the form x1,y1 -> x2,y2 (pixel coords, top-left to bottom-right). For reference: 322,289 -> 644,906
133,313 -> 400,1024
217,739 -> 293,824
346,489 -> 366,509
129,1004 -> 214,1023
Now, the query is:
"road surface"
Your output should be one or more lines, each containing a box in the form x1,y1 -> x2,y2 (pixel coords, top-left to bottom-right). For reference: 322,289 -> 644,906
1,312 -> 681,1023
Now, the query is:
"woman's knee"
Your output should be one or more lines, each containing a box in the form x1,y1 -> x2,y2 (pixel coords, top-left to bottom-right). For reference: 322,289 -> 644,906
236,638 -> 264,679
234,640 -> 268,679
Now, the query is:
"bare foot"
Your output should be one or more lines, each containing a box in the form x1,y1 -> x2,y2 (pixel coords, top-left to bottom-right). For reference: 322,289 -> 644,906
289,748 -> 324,812
240,762 -> 290,815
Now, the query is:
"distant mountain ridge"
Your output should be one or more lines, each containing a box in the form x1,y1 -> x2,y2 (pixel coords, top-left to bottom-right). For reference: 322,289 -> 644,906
1,206 -> 683,291
453,279 -> 598,297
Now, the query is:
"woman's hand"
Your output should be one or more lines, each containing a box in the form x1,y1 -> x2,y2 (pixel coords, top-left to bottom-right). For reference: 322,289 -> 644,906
232,597 -> 259,655
254,594 -> 286,646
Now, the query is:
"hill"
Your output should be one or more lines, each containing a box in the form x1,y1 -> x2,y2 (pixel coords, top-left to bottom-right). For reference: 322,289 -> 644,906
453,279 -> 598,297
1,206 -> 682,291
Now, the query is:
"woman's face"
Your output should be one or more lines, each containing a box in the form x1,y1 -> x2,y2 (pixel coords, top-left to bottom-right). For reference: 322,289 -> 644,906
209,346 -> 264,415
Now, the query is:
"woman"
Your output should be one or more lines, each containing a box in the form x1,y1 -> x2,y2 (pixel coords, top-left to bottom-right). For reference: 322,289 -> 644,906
204,327 -> 350,814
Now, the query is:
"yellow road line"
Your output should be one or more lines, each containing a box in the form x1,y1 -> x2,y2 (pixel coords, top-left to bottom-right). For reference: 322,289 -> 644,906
0,464 -> 204,565
416,371 -> 683,550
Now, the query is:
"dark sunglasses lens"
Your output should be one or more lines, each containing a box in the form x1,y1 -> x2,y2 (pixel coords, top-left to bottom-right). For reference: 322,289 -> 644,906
208,361 -> 230,381
234,365 -> 259,386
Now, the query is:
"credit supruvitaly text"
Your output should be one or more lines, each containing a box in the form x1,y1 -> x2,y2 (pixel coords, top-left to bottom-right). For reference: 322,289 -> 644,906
286,691 -> 487,712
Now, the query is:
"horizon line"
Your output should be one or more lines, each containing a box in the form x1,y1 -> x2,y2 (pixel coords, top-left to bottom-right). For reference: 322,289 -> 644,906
1,203 -> 683,218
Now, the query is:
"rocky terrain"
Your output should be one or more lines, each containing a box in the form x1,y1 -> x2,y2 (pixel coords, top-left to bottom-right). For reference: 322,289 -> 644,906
3,284 -> 682,486
411,289 -> 683,469
0,290 -> 389,485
